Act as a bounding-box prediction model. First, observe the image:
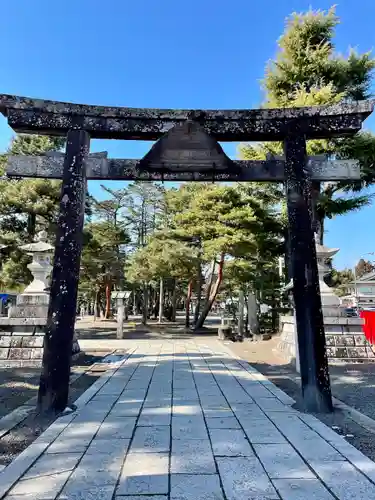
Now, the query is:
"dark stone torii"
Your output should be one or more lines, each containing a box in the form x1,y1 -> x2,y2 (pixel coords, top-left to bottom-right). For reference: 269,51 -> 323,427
0,94 -> 372,414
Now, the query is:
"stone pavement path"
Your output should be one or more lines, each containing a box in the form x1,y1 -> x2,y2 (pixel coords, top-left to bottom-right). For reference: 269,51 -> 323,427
2,339 -> 375,499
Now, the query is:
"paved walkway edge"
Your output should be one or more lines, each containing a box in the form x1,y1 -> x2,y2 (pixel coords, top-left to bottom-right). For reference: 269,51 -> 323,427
0,348 -> 136,499
333,397 -> 375,435
0,354 -> 114,440
231,341 -> 375,435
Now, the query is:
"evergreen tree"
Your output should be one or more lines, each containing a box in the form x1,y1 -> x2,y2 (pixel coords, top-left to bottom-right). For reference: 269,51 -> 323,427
328,267 -> 355,296
126,183 -> 283,329
81,186 -> 130,318
240,6 -> 375,244
0,135 -> 64,290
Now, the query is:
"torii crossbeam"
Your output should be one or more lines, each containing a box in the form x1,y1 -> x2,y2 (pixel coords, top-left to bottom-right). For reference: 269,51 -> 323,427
7,153 -> 360,182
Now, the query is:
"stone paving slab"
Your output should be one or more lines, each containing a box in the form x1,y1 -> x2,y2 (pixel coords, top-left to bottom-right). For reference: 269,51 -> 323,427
2,339 -> 375,499
172,415 -> 208,440
217,456 -> 279,499
130,426 -> 170,453
95,416 -> 136,439
23,453 -> 82,480
170,438 -> 216,474
170,474 -> 224,500
59,485 -> 116,500
209,428 -> 254,457
117,452 -> 169,495
272,478 -> 335,499
7,471 -> 71,499
254,443 -> 315,479
206,416 -> 241,429
116,496 -> 167,500
311,460 -> 375,499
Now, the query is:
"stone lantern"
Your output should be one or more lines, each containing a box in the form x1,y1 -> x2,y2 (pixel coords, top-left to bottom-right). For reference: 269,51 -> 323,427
16,230 -> 54,318
315,243 -> 342,315
0,231 -> 80,362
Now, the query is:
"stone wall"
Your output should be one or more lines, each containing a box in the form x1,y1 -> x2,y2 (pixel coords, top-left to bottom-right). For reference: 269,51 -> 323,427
0,333 -> 43,361
277,315 -> 374,363
0,322 -> 80,364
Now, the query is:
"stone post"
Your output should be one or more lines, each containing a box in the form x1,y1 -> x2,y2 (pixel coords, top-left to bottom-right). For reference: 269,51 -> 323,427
112,291 -> 131,340
38,130 -> 89,414
284,127 -> 333,413
117,297 -> 125,339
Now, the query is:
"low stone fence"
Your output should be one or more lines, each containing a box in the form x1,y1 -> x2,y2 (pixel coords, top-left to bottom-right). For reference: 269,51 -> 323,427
277,315 -> 375,362
0,319 -> 80,363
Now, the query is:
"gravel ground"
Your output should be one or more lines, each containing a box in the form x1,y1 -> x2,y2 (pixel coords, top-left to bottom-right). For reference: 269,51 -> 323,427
229,337 -> 375,462
0,350 -> 112,467
0,351 -> 109,418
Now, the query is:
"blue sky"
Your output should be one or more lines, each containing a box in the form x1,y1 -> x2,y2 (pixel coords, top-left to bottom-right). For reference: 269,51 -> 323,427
1,0 -> 375,269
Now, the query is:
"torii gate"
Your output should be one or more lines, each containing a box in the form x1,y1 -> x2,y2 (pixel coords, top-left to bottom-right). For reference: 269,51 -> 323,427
0,94 -> 372,414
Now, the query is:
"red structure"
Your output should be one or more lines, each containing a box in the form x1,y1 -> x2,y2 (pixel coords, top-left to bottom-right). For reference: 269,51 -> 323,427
360,310 -> 375,345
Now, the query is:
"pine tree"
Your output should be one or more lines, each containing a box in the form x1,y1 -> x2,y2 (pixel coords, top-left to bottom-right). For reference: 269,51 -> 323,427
240,6 -> 375,244
0,135 -> 64,290
129,183 -> 283,329
81,186 -> 130,319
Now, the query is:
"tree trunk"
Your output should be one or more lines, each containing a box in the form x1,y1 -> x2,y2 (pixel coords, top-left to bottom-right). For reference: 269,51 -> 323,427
194,254 -> 224,330
194,262 -> 203,326
142,283 -> 148,325
310,180 -> 321,242
185,280 -> 193,328
171,279 -> 177,322
244,294 -> 249,334
271,292 -> 278,332
316,214 -> 324,245
94,291 -> 100,321
133,288 -> 136,315
27,213 -> 36,240
284,227 -> 292,283
238,289 -> 245,336
104,280 -> 111,319
205,260 -> 216,303
247,291 -> 259,335
158,278 -> 164,323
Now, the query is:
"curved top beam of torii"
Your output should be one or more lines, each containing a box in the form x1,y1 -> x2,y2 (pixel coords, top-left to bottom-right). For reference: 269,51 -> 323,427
0,94 -> 373,141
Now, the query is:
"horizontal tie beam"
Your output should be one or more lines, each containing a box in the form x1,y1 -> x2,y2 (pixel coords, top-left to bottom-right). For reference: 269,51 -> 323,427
6,154 -> 360,182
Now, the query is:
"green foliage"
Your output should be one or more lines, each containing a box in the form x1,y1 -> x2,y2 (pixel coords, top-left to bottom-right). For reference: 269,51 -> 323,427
0,134 -> 65,290
328,267 -> 354,295
126,183 -> 283,325
240,6 -> 375,244
263,7 -> 374,103
167,183 -> 282,260
126,236 -> 198,285
79,186 -> 131,310
125,182 -> 165,246
8,135 -> 65,156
